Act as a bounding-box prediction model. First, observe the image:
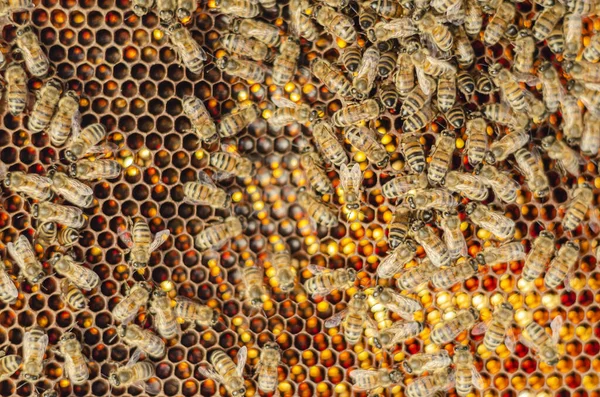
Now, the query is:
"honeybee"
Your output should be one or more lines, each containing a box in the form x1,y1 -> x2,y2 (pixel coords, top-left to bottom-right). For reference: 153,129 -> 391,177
341,45 -> 361,73
297,189 -> 338,227
118,217 -> 170,272
0,261 -> 18,305
155,0 -> 175,23
367,18 -> 418,43
218,103 -> 260,138
0,169 -> 53,202
55,332 -> 88,385
350,368 -> 404,394
7,235 -> 45,284
4,63 -> 27,116
411,222 -> 451,268
582,111 -> 600,155
47,169 -> 94,208
270,249 -> 296,292
377,239 -> 418,278
182,95 -> 218,144
563,12 -> 582,60
353,46 -> 379,96
14,25 -> 49,77
544,241 -> 579,289
446,105 -> 466,130
183,171 -> 231,208
583,32 -> 600,62
533,3 -> 565,41
371,285 -> 423,317
241,265 -> 268,310
382,173 -> 428,199
396,258 -> 438,291
563,184 -> 594,231
311,120 -> 348,168
428,131 -> 455,184
402,351 -> 452,375
475,72 -> 496,94
406,189 -> 457,211
0,352 -> 22,381
310,4 -> 356,43
270,97 -> 319,129
108,349 -> 158,394
117,323 -> 165,358
400,85 -> 433,119
521,316 -> 563,366
431,257 -> 479,289
438,210 -> 467,259
340,163 -> 362,215
165,22 -> 206,74
290,0 -> 319,42
49,253 -> 99,291
60,279 -> 87,311
174,296 -> 218,326
131,0 -> 153,16
399,132 -> 426,173
537,63 -> 562,113
483,1 -> 515,46
488,63 -> 528,113
388,207 -> 433,249
256,343 -> 281,394
113,281 -> 152,323
485,129 -> 529,164
465,0 -> 483,36
209,145 -> 254,180
568,80 -> 600,116
430,308 -> 479,345
513,30 -> 535,74
65,123 -> 113,162
198,347 -> 247,397
325,291 -> 371,344
300,149 -> 333,195
405,368 -> 455,397
541,136 -> 581,176
442,171 -> 488,201
48,91 -> 81,147
370,320 -> 424,349
304,265 -> 356,298
472,302 -> 516,351
69,159 -> 122,180
272,37 -> 300,86
332,99 -> 382,127
194,216 -> 244,251
453,345 -> 484,396
476,241 -> 525,265
463,115 -> 487,165
216,55 -> 265,83
21,327 -> 48,382
230,18 -> 280,47
411,48 -> 456,78
176,0 -> 195,21
220,33 -> 271,62
28,78 -> 61,132
403,106 -> 436,133
344,125 -> 389,167
521,231 -> 555,282
32,202 -> 85,229
395,52 -> 416,99
514,148 -> 550,198
465,202 -> 515,240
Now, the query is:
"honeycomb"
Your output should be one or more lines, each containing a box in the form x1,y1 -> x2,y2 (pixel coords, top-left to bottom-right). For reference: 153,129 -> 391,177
0,0 -> 599,396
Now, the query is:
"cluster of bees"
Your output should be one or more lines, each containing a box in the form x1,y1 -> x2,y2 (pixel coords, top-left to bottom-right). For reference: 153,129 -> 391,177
0,0 -> 599,396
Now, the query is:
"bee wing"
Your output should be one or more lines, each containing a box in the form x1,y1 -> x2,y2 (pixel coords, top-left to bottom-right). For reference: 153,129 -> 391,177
272,96 -> 297,109
377,250 -> 404,279
415,67 -> 435,96
27,174 -> 53,187
0,267 -> 18,302
471,320 -> 490,335
505,329 -> 517,352
236,346 -> 247,376
198,366 -> 225,383
470,366 -> 484,389
388,291 -> 423,312
551,315 -> 563,345
349,369 -> 377,388
6,242 -> 24,268
24,332 -> 48,362
196,170 -> 216,187
71,109 -> 82,141
381,18 -> 418,38
211,171 -> 236,181
126,348 -> 142,367
140,380 -> 160,395
54,178 -> 94,206
85,142 -> 119,157
518,333 -> 537,351
340,163 -> 362,191
307,264 -> 327,275
324,309 -> 348,328
148,229 -> 170,254
118,227 -> 135,249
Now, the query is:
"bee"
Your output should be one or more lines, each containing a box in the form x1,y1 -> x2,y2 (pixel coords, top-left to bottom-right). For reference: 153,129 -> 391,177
465,0 -> 483,36
533,3 -> 565,41
241,265 -> 268,310
521,231 -> 555,282
55,332 -> 88,385
156,0 -> 175,23
438,210 -> 468,259
403,106 -> 436,133
405,368 -> 455,397
7,235 -> 45,284
563,12 -> 582,60
108,349 -> 158,394
472,302 -> 516,351
457,70 -> 475,97
475,73 -> 496,95
514,148 -> 550,198
521,316 -> 563,366
340,163 -> 362,214
453,345 -> 484,396
325,291 -> 371,344
131,0 -> 153,16
297,189 -> 338,227
560,94 -> 584,144
463,115 -> 487,165
117,323 -> 165,358
230,18 -> 280,47
165,22 -> 206,74
0,0 -> 33,18
341,45 -> 361,73
220,33 -> 271,62
483,1 -> 515,46
216,54 -> 265,83
350,368 -> 404,394
113,281 -> 152,323
465,202 -> 515,240
272,37 -> 300,86
14,25 -> 49,77
476,241 -> 525,265
0,352 -> 22,381
4,63 -> 27,116
369,0 -> 404,17
118,217 -> 170,272
21,327 -> 48,382
568,80 -> 600,116
455,27 -> 474,70
547,22 -> 565,54
406,188 -> 457,211
411,48 -> 456,78
48,91 -> 81,147
65,123 -> 113,162
49,253 -> 99,291
432,257 -> 479,289
378,51 -> 396,79
214,0 -> 259,17
377,239 -> 418,278
333,99 -> 382,127
415,12 -> 453,53
428,131 -> 455,184
445,105 -> 466,129
582,111 -> 600,155
397,258 -> 438,291
270,97 -> 319,129
176,0 -> 195,21
430,308 -> 479,345
353,46 -> 380,96
545,241 -> 579,289
209,146 -> 253,180
411,221 -> 452,268
0,169 -> 53,202
218,103 -> 260,138
29,78 -> 62,132
270,249 -> 296,292
398,132 -> 426,173
442,171 -> 488,201
513,30 -> 535,74
371,320 -> 424,350
311,119 -> 348,168
290,0 -> 319,42
174,296 -> 218,326
183,171 -> 231,208
537,63 -> 562,113
378,83 -> 400,110
195,216 -> 244,251
182,95 -> 218,144
566,60 -> 600,84
304,265 -> 356,298
489,64 -> 528,113
69,159 -> 122,180
0,260 -> 18,305
388,207 -> 433,249
583,32 -> 600,62
32,202 -> 85,229
524,90 -> 548,124
47,169 -> 93,208
300,149 -> 334,195
311,4 -> 356,43
400,85 -> 433,119
395,52 -> 416,99
367,18 -> 418,43
256,343 -> 281,394
402,351 -> 452,375
382,173 -> 428,199
198,347 -> 247,397
541,136 -> 581,176
485,129 -> 529,164
60,279 -> 87,311
371,285 -> 423,317
344,125 -> 389,167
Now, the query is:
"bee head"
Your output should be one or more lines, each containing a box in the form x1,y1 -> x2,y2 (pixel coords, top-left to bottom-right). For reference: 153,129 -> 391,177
372,285 -> 384,298
3,173 -> 11,187
501,302 -> 514,311
541,135 -> 556,149
117,325 -> 126,337
17,26 -> 32,36
69,163 -> 78,177
465,202 -> 476,215
567,79 -> 581,93
232,388 -> 246,397
32,203 -> 40,218
131,260 -> 147,271
264,342 -> 280,351
539,230 -> 555,239
372,337 -> 382,349
32,271 -> 46,284
402,361 -> 413,373
152,289 -> 166,298
535,186 -> 550,198
176,8 -> 191,20
468,258 -> 479,272
64,149 -> 78,162
250,297 -> 263,308
475,252 -> 486,265
65,90 -> 79,100
407,195 -> 417,210
455,344 -> 468,352
47,165 -> 58,179
389,369 -> 403,383
109,372 -> 120,386
347,268 -> 357,282
210,309 -> 219,326
366,28 -> 377,43
411,220 -> 425,231
216,56 -> 228,70
376,156 -> 390,168
420,209 -> 434,223
354,291 -> 367,301
132,4 -> 149,16
468,307 -> 480,320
